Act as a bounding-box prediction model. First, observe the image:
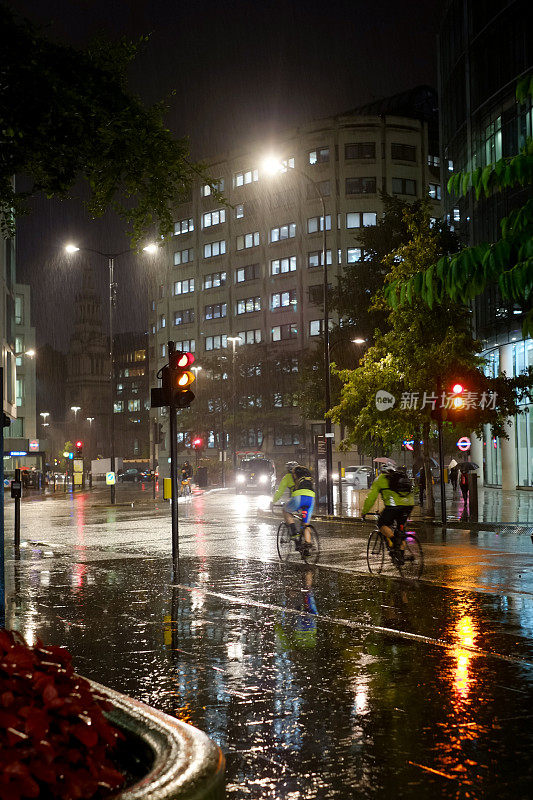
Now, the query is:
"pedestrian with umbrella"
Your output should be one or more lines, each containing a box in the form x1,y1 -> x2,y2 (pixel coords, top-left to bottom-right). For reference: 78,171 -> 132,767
449,458 -> 459,492
457,461 -> 478,517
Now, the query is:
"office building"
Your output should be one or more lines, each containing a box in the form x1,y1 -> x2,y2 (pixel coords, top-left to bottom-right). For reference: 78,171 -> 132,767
439,0 -> 532,487
149,87 -> 443,474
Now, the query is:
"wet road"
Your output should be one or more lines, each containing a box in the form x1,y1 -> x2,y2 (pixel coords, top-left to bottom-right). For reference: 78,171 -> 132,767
4,488 -> 533,798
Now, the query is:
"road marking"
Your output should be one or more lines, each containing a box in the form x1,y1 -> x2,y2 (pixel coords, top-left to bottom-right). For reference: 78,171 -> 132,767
171,584 -> 533,668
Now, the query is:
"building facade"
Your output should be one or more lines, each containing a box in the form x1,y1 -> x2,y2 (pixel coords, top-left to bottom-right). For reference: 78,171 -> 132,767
1,233 -> 16,425
149,88 -> 442,475
439,0 -> 532,488
113,332 -> 150,465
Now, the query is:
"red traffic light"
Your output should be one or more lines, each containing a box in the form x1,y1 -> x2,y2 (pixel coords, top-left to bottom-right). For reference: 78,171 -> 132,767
192,437 -> 203,449
75,440 -> 83,449
452,383 -> 464,395
169,350 -> 195,370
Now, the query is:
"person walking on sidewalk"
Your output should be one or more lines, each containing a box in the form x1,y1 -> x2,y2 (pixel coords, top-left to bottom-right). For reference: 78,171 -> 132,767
418,465 -> 426,507
459,467 -> 469,517
449,459 -> 459,492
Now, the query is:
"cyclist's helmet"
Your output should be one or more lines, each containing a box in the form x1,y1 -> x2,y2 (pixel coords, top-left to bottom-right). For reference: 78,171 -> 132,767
286,460 -> 299,472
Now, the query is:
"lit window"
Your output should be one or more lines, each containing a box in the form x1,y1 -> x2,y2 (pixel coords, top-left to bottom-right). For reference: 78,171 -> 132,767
159,314 -> 166,329
270,223 -> 296,242
174,217 -> 194,235
205,335 -> 227,351
307,250 -> 332,267
236,264 -> 260,282
204,303 -> 227,320
427,155 -> 440,168
428,183 -> 441,200
271,256 -> 297,275
174,278 -> 195,295
235,204 -> 244,219
453,208 -> 460,222
236,297 -> 261,315
203,271 -> 226,289
238,329 -> 262,345
309,320 -> 323,336
128,399 -> 141,412
175,339 -> 195,353
309,147 -> 329,164
346,212 -> 376,228
204,240 -> 226,258
236,231 -> 260,250
174,308 -> 194,326
174,248 -> 194,265
201,178 -> 224,197
271,290 -> 297,310
347,248 -> 363,263
114,400 -> 124,413
202,208 -> 226,228
233,169 -> 259,187
485,116 -> 502,165
307,215 -> 331,233
272,324 -> 298,341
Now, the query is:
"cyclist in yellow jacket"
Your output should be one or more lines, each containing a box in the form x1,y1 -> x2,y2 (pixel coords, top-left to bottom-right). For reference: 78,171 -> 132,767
273,461 -> 315,553
362,462 -> 414,557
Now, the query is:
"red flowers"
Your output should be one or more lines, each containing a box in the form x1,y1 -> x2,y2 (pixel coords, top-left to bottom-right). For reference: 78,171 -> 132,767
0,629 -> 125,800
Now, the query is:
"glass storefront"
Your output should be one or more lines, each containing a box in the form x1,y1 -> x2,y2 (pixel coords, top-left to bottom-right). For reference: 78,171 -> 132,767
482,349 -> 501,485
514,339 -> 533,487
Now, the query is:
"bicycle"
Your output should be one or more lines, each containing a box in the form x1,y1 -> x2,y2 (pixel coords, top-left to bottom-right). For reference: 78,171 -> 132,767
275,508 -> 320,565
365,513 -> 423,579
179,478 -> 192,498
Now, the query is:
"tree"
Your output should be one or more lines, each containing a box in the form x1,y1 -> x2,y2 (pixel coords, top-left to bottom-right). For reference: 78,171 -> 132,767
0,3 -> 215,245
298,197 -> 457,425
385,76 -> 533,336
329,204 -> 530,514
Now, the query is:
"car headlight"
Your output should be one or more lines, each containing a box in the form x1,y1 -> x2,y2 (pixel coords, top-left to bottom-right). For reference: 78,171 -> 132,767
259,474 -> 268,483
236,474 -> 245,483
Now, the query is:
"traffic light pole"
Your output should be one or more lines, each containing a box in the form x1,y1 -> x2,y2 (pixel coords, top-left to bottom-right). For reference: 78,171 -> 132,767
168,341 -> 180,578
109,256 -> 116,505
436,379 -> 446,525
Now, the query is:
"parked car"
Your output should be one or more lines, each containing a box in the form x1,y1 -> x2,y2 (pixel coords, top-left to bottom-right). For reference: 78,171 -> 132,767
341,466 -> 373,489
235,458 -> 276,494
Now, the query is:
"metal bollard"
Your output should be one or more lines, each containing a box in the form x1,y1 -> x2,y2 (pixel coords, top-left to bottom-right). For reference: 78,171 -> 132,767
468,472 -> 478,522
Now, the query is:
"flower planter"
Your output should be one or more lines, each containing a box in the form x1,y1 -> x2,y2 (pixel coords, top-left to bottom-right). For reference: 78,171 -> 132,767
89,681 -> 225,800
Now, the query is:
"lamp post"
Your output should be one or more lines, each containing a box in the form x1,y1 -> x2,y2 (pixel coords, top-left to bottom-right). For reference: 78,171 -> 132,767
40,411 -> 50,429
65,242 -> 158,503
70,406 -> 81,422
227,337 -> 241,472
263,157 -> 333,513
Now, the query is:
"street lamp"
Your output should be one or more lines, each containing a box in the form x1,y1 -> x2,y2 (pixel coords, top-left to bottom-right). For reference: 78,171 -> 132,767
70,406 -> 81,421
40,412 -> 50,423
352,338 -> 366,345
227,337 -> 241,472
65,242 -> 157,503
263,155 -> 333,513
86,417 -> 94,426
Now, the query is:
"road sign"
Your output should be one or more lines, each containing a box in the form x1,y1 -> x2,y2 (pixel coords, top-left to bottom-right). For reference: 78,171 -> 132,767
106,472 -> 116,485
29,439 -> 39,451
73,473 -> 82,485
457,436 -> 471,452
73,459 -> 83,473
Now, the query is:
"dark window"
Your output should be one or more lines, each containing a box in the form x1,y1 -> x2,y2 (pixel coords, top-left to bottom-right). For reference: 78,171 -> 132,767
174,308 -> 195,326
236,263 -> 260,283
391,143 -> 416,161
345,177 -> 376,195
345,142 -> 375,160
392,177 -> 417,196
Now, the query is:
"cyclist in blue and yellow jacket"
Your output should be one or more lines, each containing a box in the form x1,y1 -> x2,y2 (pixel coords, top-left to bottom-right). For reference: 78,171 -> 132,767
273,461 -> 315,552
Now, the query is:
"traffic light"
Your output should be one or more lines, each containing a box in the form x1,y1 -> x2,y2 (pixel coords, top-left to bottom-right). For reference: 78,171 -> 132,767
167,351 -> 196,408
75,440 -> 83,455
192,437 -> 203,449
450,383 -> 465,409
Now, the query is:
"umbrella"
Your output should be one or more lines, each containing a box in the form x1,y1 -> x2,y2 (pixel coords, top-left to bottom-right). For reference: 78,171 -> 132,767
457,462 -> 479,471
373,457 -> 396,464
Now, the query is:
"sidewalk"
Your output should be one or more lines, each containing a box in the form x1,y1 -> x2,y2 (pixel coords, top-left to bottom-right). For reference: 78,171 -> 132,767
330,484 -> 533,529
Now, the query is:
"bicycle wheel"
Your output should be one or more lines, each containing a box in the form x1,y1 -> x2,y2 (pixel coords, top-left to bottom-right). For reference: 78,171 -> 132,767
277,522 -> 294,561
301,525 -> 320,564
367,530 -> 385,574
398,535 -> 424,579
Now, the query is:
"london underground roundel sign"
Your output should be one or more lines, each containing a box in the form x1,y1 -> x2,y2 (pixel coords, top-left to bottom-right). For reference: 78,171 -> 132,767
457,436 -> 471,452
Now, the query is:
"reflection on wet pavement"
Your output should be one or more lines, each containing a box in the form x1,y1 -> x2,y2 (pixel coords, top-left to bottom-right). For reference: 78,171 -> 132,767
3,489 -> 533,797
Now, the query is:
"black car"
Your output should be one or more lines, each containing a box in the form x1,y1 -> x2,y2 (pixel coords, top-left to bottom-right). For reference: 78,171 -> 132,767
235,458 -> 276,494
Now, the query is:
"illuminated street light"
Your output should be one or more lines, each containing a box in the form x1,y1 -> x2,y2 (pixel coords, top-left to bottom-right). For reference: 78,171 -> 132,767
65,244 -> 80,254
70,405 -> 81,421
24,349 -> 36,357
86,417 -> 95,426
142,243 -> 159,254
352,338 -> 366,345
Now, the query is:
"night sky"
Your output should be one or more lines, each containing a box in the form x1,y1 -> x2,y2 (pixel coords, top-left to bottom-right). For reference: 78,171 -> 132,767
11,0 -> 444,350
